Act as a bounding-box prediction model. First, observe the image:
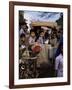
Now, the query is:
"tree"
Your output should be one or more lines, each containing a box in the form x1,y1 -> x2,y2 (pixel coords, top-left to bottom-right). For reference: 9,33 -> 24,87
56,13 -> 63,28
19,11 -> 27,29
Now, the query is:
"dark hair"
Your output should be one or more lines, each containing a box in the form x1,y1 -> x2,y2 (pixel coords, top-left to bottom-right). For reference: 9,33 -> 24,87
39,30 -> 44,34
30,29 -> 35,34
20,34 -> 25,38
55,42 -> 63,57
58,42 -> 63,53
19,21 -> 27,26
59,42 -> 63,48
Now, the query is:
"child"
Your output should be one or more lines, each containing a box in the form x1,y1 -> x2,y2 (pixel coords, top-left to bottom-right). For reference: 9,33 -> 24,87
19,34 -> 26,48
29,30 -> 36,45
50,34 -> 57,47
55,43 -> 63,77
37,30 -> 45,45
19,34 -> 26,59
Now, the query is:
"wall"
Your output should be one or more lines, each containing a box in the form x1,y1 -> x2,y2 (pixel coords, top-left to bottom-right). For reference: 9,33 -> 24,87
0,0 -> 72,90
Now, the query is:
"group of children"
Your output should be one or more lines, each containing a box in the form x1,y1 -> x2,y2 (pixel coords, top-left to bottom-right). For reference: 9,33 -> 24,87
19,22 -> 63,78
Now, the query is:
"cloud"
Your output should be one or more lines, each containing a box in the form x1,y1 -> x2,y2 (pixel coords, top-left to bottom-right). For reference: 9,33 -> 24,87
24,11 -> 61,22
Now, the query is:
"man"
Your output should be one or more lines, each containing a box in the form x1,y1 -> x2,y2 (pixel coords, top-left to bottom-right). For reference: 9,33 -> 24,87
55,44 -> 63,77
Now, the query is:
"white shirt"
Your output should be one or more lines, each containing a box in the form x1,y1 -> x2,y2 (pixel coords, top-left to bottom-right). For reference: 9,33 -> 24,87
19,28 -> 25,35
55,54 -> 63,77
37,37 -> 44,44
29,36 -> 36,45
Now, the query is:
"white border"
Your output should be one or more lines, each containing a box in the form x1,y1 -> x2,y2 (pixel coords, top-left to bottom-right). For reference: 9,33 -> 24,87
14,6 -> 68,85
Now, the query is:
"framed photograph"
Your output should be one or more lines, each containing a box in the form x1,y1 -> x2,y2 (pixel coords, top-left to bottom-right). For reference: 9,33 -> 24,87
9,1 -> 70,88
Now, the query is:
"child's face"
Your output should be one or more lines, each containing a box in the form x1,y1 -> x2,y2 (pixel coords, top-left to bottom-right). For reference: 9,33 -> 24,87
40,32 -> 44,37
31,32 -> 35,37
21,37 -> 25,42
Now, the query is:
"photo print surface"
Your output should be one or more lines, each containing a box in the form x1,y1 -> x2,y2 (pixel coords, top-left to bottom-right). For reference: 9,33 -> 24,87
19,10 -> 63,79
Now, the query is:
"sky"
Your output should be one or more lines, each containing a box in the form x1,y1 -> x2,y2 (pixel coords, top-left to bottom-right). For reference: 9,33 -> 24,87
22,10 -> 63,31
23,10 -> 62,22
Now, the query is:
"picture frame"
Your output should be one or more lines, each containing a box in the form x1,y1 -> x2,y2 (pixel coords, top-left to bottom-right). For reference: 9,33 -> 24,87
9,1 -> 70,88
